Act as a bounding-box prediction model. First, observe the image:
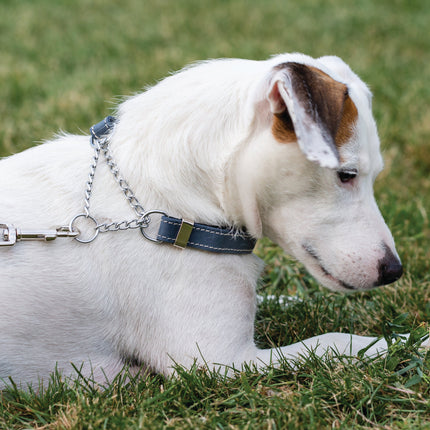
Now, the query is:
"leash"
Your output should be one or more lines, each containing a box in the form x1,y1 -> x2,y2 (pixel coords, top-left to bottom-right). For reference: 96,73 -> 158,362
0,117 -> 256,254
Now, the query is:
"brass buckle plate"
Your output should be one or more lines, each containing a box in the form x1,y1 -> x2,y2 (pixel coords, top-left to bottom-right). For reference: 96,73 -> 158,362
174,219 -> 194,249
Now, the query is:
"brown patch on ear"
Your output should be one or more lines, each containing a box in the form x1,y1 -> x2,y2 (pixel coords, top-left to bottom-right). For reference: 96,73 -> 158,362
335,93 -> 358,147
270,63 -> 358,147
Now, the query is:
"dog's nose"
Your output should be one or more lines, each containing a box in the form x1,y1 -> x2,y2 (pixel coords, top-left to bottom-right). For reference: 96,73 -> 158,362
377,246 -> 403,286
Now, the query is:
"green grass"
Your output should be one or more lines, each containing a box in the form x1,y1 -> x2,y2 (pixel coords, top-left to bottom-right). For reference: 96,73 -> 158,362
1,0 -> 430,428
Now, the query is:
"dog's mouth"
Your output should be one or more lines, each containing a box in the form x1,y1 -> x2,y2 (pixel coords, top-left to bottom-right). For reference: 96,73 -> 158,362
302,243 -> 356,291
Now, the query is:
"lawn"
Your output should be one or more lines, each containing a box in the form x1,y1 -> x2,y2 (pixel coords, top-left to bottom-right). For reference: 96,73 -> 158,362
1,0 -> 430,428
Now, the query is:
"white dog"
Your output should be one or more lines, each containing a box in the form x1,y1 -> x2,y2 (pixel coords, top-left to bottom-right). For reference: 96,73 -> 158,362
0,53 -> 405,389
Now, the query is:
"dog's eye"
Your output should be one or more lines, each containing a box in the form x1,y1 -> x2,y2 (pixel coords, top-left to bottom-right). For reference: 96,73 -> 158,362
337,170 -> 357,184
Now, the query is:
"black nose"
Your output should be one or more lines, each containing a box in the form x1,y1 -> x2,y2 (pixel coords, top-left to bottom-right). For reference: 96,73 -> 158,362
377,245 -> 403,286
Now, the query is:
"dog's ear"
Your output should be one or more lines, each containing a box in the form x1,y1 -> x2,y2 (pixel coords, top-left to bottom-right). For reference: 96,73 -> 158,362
267,62 -> 354,169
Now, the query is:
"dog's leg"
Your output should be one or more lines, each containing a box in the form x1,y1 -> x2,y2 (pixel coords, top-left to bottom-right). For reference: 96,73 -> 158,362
254,333 -> 389,368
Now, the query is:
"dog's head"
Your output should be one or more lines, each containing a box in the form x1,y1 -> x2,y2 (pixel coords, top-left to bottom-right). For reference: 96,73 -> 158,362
233,54 -> 402,292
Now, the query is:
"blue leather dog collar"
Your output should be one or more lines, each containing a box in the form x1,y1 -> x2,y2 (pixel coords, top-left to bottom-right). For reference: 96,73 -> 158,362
156,216 -> 256,254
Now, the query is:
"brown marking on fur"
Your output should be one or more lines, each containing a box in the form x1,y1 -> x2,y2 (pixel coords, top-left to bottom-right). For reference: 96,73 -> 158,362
335,92 -> 358,147
271,63 -> 358,147
272,110 -> 296,142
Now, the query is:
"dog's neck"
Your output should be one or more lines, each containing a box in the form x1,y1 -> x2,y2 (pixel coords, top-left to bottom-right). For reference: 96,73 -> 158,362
107,84 -> 258,229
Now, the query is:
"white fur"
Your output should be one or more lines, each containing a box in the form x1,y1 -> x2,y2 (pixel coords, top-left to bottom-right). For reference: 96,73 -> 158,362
0,54 -> 403,388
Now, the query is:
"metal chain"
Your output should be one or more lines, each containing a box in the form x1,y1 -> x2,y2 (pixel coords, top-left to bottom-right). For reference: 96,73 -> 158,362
81,137 -> 149,236
101,145 -> 146,217
96,218 -> 146,233
83,144 -> 101,218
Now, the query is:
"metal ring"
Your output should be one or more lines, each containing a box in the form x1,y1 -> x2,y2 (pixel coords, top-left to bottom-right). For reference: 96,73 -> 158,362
140,210 -> 167,243
69,214 -> 100,243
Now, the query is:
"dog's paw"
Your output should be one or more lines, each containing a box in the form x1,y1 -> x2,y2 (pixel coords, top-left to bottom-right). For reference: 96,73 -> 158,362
419,333 -> 430,350
359,337 -> 389,358
389,330 -> 430,351
401,330 -> 430,350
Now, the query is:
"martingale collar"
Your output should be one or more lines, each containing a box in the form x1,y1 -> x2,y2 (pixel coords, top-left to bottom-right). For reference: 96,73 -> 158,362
91,116 -> 256,255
